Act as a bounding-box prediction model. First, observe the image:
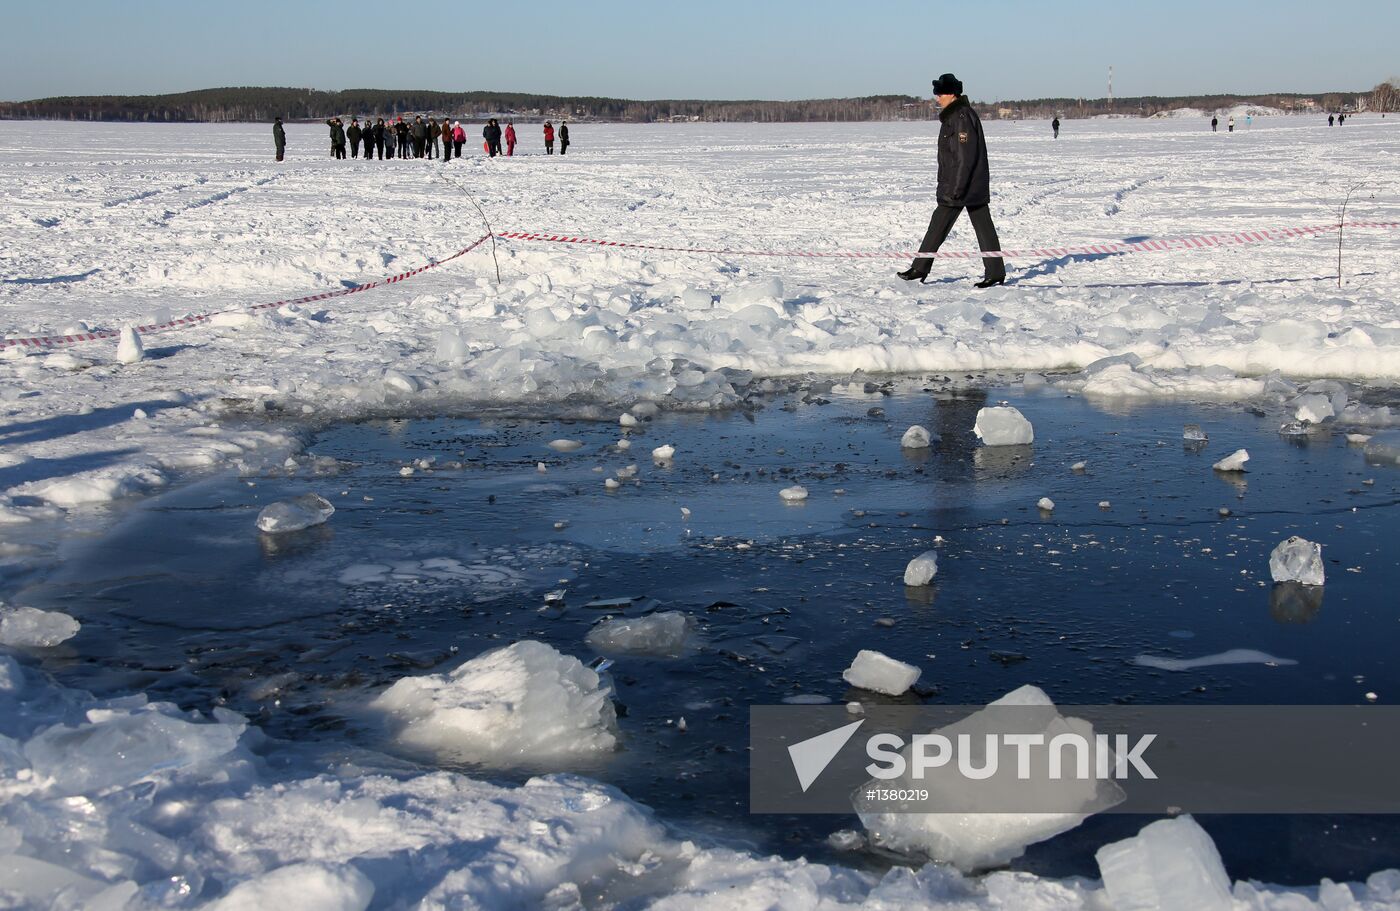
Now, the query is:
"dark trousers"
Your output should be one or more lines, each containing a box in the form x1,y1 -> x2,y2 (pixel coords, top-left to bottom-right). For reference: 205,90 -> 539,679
487,141 -> 500,157
453,140 -> 463,157
545,140 -> 553,154
350,139 -> 360,158
914,204 -> 1005,281
275,146 -> 284,162
412,138 -> 424,158
332,144 -> 345,160
560,140 -> 568,155
428,137 -> 439,158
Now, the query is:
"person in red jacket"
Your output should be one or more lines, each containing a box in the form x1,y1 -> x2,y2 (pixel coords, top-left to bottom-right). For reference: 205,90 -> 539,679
543,121 -> 555,154
504,121 -> 517,156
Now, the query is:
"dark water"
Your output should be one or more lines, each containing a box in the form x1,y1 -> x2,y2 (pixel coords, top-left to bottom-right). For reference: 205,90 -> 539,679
23,382 -> 1400,883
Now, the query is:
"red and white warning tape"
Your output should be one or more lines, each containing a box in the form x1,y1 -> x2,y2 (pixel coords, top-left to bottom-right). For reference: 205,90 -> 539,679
496,221 -> 1400,261
0,234 -> 492,350
5,220 -> 1397,351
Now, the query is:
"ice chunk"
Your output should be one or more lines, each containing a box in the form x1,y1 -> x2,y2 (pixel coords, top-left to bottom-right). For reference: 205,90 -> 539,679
619,413 -> 638,427
434,328 -> 467,364
652,443 -> 675,461
1182,424 -> 1208,442
1212,449 -> 1248,472
1269,536 -> 1324,586
903,551 -> 938,587
1293,393 -> 1335,424
207,862 -> 374,911
1037,497 -> 1055,511
900,425 -> 932,449
256,493 -> 335,534
370,640 -> 618,765
973,406 -> 1033,446
0,606 -> 80,647
779,485 -> 808,502
586,611 -> 692,656
1363,431 -> 1400,465
604,478 -> 621,490
381,369 -> 420,394
854,684 -> 1122,871
1095,816 -> 1233,911
24,710 -> 242,796
842,649 -> 920,696
548,439 -> 584,452
116,325 -> 144,364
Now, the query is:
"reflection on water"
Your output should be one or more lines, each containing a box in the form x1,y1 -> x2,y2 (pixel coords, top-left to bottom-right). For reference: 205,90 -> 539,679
1270,581 -> 1325,624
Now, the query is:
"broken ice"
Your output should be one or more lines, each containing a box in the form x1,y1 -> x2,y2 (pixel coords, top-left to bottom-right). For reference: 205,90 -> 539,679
586,611 -> 692,656
1212,449 -> 1248,472
1095,815 -> 1234,911
1182,424 -> 1207,442
900,425 -> 932,449
973,405 -> 1033,446
842,649 -> 920,696
0,606 -> 80,647
779,485 -> 808,502
1269,535 -> 1324,586
902,551 -> 938,587
255,493 -> 335,534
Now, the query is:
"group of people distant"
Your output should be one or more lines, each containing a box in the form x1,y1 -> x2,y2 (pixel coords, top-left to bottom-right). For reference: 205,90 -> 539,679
271,115 -> 572,161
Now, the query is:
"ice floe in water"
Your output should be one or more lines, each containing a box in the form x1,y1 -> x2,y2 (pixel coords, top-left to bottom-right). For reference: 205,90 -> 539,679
854,684 -> 1124,872
779,484 -> 808,502
1269,536 -> 1325,586
901,425 -> 933,449
973,405 -> 1034,446
842,649 -> 920,696
255,492 -> 334,534
586,611 -> 693,656
903,551 -> 938,587
1133,648 -> 1297,671
0,605 -> 80,647
1212,448 -> 1249,472
370,640 -> 618,766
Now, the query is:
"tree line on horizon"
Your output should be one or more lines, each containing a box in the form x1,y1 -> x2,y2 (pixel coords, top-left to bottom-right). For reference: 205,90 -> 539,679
0,84 -> 1391,123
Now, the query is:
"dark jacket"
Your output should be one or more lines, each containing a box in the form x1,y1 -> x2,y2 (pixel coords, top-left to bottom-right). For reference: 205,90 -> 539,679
273,121 -> 286,146
936,97 -> 990,208
483,122 -> 502,143
328,120 -> 346,145
372,122 -> 385,142
411,120 -> 427,140
559,124 -> 569,142
347,123 -> 362,143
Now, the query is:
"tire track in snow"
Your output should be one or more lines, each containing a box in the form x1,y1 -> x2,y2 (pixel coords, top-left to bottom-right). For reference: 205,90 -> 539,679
153,173 -> 286,225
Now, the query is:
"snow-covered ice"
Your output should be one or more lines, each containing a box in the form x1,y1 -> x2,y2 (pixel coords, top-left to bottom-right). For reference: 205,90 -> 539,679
652,443 -> 676,460
586,611 -> 693,656
903,550 -> 939,586
973,405 -> 1034,446
255,492 -> 335,534
369,640 -> 618,765
0,605 -> 79,647
1213,448 -> 1249,472
779,484 -> 808,502
842,649 -> 921,696
1269,535 -> 1325,585
1095,816 -> 1234,911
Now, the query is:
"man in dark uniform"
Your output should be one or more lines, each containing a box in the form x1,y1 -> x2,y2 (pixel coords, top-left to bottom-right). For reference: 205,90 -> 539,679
1052,116 -> 1060,138
273,117 -> 286,161
482,118 -> 502,157
372,118 -> 386,159
348,118 -> 362,158
559,120 -> 570,155
898,73 -> 1005,288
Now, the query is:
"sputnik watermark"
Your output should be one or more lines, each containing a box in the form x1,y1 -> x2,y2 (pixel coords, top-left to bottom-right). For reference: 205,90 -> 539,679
864,732 -> 1157,782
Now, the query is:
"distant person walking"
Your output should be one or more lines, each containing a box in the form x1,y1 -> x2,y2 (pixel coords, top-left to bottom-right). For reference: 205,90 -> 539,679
452,121 -> 466,158
1211,115 -> 1218,132
1338,113 -> 1346,125
1246,114 -> 1252,129
898,73 -> 1005,288
483,118 -> 502,157
559,121 -> 570,155
327,117 -> 346,159
543,121 -> 555,154
348,118 -> 362,158
1328,113 -> 1335,126
1051,116 -> 1060,139
1227,115 -> 1235,133
273,117 -> 286,161
505,121 -> 517,156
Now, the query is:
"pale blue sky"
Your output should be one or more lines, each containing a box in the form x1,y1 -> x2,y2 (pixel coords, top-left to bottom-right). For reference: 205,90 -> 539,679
4,0 -> 1395,102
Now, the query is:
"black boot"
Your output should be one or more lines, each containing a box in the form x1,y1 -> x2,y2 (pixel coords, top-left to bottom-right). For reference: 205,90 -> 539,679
897,266 -> 929,282
974,276 -> 1005,289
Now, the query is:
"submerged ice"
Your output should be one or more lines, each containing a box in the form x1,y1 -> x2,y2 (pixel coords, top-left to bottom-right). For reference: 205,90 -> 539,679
255,493 -> 335,534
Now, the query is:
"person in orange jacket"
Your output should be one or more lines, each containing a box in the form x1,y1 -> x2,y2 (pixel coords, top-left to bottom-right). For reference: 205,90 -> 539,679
504,121 -> 517,156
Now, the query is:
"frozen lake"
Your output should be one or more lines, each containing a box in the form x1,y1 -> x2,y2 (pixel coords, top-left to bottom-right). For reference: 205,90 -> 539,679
21,380 -> 1400,884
